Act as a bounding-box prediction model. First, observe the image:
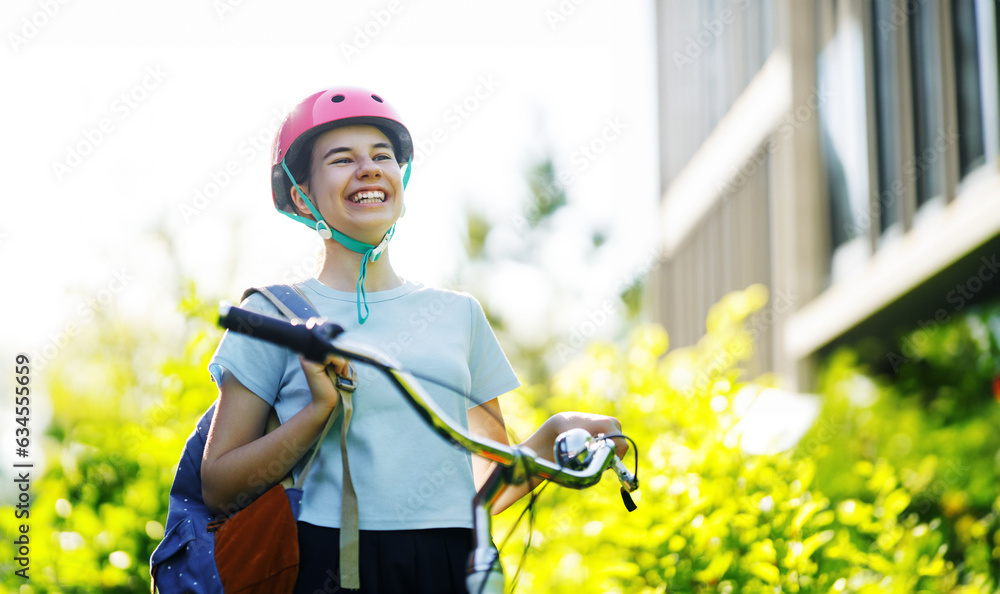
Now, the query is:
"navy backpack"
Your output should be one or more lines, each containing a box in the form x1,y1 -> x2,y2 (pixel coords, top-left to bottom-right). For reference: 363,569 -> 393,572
149,285 -> 320,593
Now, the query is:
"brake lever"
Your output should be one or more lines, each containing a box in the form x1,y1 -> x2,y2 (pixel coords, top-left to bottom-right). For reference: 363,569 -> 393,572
610,456 -> 639,492
611,457 -> 639,512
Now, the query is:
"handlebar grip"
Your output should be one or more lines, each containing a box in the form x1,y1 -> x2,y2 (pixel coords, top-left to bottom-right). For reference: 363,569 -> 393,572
218,303 -> 340,363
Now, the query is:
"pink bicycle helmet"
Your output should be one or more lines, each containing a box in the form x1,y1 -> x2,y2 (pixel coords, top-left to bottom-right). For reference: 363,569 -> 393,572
270,87 -> 413,217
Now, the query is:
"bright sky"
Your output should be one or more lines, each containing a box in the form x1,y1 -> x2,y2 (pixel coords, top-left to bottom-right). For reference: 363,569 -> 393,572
0,0 -> 660,362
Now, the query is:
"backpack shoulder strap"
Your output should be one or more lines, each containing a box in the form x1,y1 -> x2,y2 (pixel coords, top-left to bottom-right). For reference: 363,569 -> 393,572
239,283 -> 320,452
242,284 -> 318,321
239,283 -> 321,444
240,282 -> 362,588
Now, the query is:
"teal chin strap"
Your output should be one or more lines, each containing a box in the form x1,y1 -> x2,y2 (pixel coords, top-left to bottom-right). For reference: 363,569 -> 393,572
280,158 -> 411,324
401,159 -> 412,189
354,224 -> 394,324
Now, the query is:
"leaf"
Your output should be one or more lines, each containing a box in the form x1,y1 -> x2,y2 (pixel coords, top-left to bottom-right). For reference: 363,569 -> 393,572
602,561 -> 642,579
801,529 -> 835,560
791,501 -> 822,532
812,510 -> 836,527
917,556 -> 947,576
694,551 -> 733,583
748,561 -> 780,584
881,489 -> 911,518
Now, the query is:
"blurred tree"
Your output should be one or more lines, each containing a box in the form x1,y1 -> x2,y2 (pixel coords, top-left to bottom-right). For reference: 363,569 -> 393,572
0,281 -> 221,593
456,155 -> 641,384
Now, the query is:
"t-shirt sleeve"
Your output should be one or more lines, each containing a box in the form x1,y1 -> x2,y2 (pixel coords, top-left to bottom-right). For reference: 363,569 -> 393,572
208,292 -> 290,407
466,296 -> 521,408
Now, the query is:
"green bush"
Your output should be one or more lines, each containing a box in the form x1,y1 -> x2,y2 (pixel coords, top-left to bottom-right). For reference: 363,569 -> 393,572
3,284 -> 998,593
806,304 -> 1000,591
493,287 -> 999,593
0,284 -> 220,593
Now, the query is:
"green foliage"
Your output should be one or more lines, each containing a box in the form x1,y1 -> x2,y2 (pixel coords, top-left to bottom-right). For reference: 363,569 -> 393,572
524,158 -> 567,228
4,278 -> 998,593
620,277 -> 646,320
458,152 -> 628,384
493,287 -> 1000,593
878,303 -> 1000,422
806,304 -> 1000,590
465,210 -> 492,261
0,282 -> 221,593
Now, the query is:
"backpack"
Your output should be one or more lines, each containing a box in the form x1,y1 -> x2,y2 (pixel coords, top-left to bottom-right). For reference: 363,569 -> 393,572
149,284 -> 320,593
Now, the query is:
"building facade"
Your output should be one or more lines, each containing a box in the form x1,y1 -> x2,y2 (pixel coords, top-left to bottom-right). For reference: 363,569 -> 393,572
653,0 -> 1000,388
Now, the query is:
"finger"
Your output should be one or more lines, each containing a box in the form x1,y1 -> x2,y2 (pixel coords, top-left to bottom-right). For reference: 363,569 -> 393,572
326,355 -> 350,377
299,354 -> 324,373
613,437 -> 629,459
303,354 -> 349,376
597,419 -> 627,458
594,431 -> 628,459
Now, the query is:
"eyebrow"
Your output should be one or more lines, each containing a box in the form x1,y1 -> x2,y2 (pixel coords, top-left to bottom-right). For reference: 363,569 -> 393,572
321,142 -> 394,161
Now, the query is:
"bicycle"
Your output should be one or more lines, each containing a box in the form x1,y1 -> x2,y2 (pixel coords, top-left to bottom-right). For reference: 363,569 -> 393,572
218,302 -> 640,594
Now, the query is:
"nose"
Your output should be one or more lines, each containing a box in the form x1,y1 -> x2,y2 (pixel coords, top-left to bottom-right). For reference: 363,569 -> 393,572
356,155 -> 382,179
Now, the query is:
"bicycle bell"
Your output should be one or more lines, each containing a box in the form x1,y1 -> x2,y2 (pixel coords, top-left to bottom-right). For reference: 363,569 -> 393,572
554,428 -> 596,470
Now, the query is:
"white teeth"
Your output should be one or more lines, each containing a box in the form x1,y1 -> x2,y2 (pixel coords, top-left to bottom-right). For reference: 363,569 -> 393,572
350,191 -> 385,204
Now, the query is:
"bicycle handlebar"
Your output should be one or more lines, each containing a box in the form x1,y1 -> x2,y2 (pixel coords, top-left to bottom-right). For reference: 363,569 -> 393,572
218,302 -> 639,593
219,303 -> 638,493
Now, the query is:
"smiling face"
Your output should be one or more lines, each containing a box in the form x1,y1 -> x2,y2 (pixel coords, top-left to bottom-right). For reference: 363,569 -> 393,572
290,124 -> 404,246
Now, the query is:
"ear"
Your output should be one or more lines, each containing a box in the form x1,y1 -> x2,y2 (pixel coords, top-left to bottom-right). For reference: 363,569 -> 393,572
289,183 -> 315,220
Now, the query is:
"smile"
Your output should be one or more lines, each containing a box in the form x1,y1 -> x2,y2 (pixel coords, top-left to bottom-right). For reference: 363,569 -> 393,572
348,190 -> 386,204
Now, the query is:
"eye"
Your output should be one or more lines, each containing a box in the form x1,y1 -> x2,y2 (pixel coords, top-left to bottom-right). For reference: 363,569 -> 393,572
374,154 -> 393,161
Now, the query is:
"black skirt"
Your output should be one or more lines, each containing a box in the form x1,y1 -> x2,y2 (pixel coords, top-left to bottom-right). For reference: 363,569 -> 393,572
293,522 -> 474,594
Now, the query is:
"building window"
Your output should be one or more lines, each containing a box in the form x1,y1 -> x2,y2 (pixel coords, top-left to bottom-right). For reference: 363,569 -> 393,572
820,0 -> 999,286
870,0 -> 908,240
951,0 -> 987,179
907,0 -> 946,209
818,0 -> 873,282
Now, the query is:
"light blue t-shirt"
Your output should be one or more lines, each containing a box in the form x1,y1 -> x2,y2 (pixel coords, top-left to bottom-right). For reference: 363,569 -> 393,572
209,278 -> 520,530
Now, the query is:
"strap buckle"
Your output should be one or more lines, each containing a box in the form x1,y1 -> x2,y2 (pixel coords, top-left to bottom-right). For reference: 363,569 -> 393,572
336,364 -> 358,393
368,238 -> 388,262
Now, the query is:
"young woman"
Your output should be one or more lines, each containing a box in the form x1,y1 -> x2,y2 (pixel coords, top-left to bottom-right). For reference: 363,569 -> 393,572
200,87 -> 626,593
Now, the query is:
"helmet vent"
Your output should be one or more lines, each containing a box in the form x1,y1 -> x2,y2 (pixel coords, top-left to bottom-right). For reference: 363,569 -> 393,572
331,94 -> 346,103
370,94 -> 383,103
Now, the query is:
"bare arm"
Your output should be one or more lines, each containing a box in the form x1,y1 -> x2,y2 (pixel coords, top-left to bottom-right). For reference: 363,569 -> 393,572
467,398 -> 511,508
468,398 -> 627,515
201,354 -> 349,516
